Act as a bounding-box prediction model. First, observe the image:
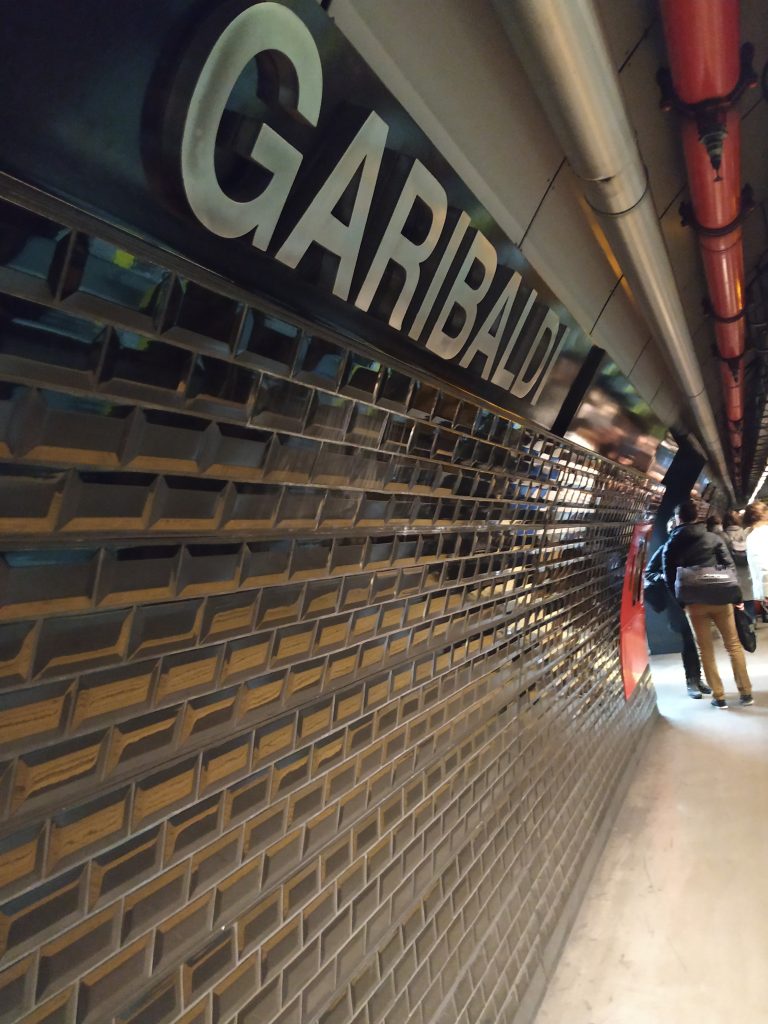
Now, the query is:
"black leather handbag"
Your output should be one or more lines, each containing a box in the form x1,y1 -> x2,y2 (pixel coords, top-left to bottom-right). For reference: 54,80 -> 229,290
734,606 -> 757,653
674,564 -> 741,605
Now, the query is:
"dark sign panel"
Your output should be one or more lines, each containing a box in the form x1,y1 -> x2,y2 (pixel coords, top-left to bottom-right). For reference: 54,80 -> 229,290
0,0 -> 593,430
647,432 -> 679,483
565,356 -> 666,473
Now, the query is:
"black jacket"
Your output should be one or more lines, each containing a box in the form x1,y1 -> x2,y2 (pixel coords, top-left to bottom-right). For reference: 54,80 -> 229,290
644,544 -> 663,584
643,543 -> 669,613
662,522 -> 735,594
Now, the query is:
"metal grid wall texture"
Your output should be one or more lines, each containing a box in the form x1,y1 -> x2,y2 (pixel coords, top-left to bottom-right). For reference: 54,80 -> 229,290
0,198 -> 659,1024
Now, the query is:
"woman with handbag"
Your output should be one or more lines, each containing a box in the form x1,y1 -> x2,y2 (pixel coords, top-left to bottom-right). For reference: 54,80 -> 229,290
723,509 -> 755,622
663,499 -> 754,709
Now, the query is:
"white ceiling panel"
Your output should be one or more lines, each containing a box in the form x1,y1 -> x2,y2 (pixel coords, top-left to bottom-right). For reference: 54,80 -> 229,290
618,22 -> 688,217
330,0 -> 563,246
659,201 -> 712,341
741,98 -> 768,283
741,97 -> 768,209
594,0 -> 656,72
677,272 -> 709,341
521,162 -> 620,335
692,319 -> 724,418
743,206 -> 768,286
659,190 -> 702,293
741,3 -> 768,97
653,382 -> 689,434
591,278 -> 651,374
628,341 -> 663,403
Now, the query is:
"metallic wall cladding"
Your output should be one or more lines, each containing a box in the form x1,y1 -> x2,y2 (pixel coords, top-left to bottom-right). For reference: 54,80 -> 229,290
0,196 -> 659,1024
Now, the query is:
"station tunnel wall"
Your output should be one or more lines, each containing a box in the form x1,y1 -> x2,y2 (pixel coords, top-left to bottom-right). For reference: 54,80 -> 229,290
0,197 -> 660,1024
0,1 -> 667,1020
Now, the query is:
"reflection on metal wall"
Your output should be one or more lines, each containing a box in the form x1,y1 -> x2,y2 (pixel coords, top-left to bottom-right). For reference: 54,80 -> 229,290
565,357 -> 666,473
620,524 -> 653,699
0,197 -> 659,1024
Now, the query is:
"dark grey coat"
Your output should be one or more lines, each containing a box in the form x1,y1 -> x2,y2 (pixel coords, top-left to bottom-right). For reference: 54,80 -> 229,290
662,522 -> 735,596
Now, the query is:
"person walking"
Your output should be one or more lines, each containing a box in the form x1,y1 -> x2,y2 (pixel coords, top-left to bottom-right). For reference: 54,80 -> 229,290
644,516 -> 710,699
663,499 -> 754,709
744,501 -> 768,622
723,509 -> 754,622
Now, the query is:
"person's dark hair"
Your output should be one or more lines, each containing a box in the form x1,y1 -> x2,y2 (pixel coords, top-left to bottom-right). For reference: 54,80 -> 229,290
676,499 -> 699,524
724,510 -> 742,529
743,501 -> 768,528
706,513 -> 722,531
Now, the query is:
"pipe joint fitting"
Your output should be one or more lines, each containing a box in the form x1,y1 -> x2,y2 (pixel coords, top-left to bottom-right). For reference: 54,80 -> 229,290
679,184 -> 755,236
703,298 -> 746,326
710,344 -> 744,380
657,43 -> 758,177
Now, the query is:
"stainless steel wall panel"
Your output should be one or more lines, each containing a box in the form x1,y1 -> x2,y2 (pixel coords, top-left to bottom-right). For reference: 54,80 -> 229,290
0,196 -> 658,1024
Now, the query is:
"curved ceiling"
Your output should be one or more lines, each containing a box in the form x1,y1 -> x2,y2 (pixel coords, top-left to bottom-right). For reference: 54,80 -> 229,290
330,0 -> 768,500
597,0 -> 768,498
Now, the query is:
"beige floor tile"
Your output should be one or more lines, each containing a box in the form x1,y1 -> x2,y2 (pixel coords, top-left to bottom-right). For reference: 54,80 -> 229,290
534,635 -> 768,1024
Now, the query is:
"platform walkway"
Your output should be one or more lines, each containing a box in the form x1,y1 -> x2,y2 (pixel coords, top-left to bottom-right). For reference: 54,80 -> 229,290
533,624 -> 768,1024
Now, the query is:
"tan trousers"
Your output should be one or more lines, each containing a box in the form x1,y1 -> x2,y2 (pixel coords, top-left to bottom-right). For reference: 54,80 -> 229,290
686,603 -> 753,701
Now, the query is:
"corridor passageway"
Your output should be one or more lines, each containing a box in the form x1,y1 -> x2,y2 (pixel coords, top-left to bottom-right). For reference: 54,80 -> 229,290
535,634 -> 768,1024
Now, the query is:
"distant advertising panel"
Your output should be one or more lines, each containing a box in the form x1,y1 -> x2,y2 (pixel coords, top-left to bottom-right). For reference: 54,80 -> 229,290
692,469 -> 713,499
647,432 -> 679,483
565,357 -> 666,474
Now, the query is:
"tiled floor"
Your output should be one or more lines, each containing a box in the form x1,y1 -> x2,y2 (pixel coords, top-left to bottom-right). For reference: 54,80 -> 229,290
534,625 -> 768,1024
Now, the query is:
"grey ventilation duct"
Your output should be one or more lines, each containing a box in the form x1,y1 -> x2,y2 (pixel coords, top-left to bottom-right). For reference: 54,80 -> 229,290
493,0 -> 734,498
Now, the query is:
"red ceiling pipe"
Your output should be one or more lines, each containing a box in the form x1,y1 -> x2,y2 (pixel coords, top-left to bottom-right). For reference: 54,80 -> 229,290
662,1 -> 740,100
659,0 -> 756,472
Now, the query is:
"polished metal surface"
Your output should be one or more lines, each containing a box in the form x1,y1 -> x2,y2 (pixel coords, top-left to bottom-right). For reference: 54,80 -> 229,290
0,191 -> 659,1024
494,0 -> 645,215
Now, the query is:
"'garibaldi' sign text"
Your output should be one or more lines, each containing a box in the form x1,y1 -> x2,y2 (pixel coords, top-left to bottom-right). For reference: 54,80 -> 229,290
178,1 -> 570,405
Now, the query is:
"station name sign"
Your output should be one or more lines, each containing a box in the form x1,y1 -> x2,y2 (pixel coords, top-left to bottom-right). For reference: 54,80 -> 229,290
170,1 -> 571,406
